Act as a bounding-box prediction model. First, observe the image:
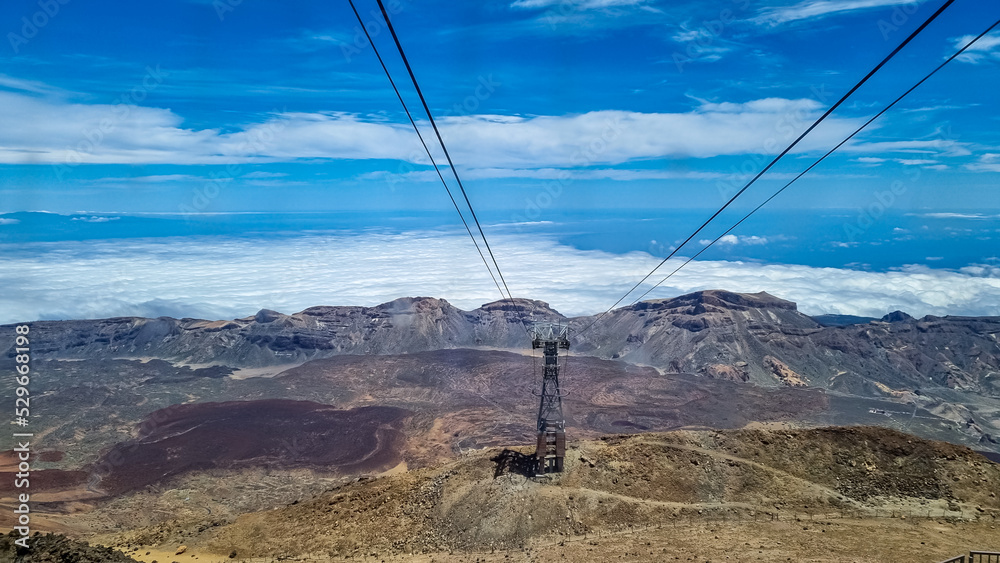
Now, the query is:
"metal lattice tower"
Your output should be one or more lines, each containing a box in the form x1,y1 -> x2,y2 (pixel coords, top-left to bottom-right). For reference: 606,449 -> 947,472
532,322 -> 569,474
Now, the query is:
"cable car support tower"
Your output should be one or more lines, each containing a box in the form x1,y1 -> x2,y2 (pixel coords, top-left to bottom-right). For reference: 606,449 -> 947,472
532,322 -> 569,475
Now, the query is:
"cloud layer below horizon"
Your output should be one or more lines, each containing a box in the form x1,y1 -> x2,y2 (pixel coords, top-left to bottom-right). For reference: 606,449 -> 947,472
1,230 -> 998,325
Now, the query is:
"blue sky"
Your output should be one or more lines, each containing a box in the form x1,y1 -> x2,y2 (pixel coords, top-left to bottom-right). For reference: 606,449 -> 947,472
1,0 -> 998,215
1,0 -> 999,323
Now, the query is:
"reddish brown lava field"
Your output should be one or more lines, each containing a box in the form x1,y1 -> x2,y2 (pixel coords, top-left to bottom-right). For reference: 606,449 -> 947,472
0,450 -> 88,494
91,400 -> 410,495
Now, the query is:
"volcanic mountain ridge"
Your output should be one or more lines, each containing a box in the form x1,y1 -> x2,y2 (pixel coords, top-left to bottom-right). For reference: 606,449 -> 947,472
9,290 -> 998,399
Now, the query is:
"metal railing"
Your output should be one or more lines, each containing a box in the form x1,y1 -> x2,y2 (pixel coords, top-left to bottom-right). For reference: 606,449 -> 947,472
938,552 -> 1000,563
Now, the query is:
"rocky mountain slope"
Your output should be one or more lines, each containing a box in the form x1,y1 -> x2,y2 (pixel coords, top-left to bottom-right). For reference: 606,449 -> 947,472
6,289 -> 998,451
3,292 -> 999,561
12,297 -> 561,367
0,531 -> 139,562
99,426 -> 1000,562
1,351 -> 826,507
573,290 -> 1000,397
8,290 -> 999,397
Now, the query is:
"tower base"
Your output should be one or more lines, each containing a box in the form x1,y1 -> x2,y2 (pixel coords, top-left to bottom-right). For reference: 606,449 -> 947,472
534,428 -> 566,475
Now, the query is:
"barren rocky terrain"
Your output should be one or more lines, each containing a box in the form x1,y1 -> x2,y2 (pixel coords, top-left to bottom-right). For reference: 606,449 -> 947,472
1,290 -> 999,561
6,290 -> 998,445
0,530 -> 140,563
9,291 -> 1000,400
86,426 -> 1000,562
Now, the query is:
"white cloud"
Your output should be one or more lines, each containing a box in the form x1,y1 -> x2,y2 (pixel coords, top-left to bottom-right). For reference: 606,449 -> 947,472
358,167 -> 730,183
965,153 -> 1000,173
239,100 -> 857,167
842,156 -> 947,168
0,90 -> 861,168
1,230 -> 997,324
671,27 -> 736,61
507,0 -> 663,31
358,166 -> 842,184
916,212 -> 1000,220
0,90 -> 226,165
282,30 -> 355,52
0,218 -> 20,225
953,31 -> 1000,64
90,174 -> 209,184
754,0 -> 924,26
699,234 -> 771,246
242,171 -> 289,179
71,216 -> 121,223
845,139 -> 971,157
131,174 -> 205,182
512,0 -> 646,9
0,74 -> 69,96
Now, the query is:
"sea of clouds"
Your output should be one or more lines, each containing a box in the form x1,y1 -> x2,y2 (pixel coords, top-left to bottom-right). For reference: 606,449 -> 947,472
1,230 -> 998,324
